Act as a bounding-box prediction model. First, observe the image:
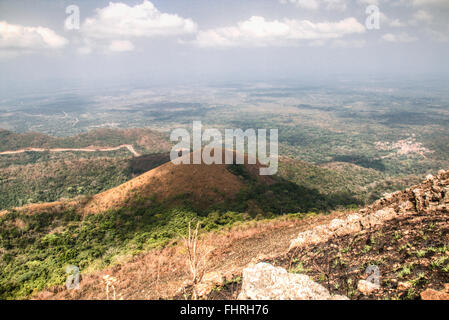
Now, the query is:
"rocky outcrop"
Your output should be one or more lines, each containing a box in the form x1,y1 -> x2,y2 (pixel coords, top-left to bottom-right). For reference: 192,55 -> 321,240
357,280 -> 380,295
238,262 -> 348,300
290,170 -> 449,249
190,268 -> 242,298
195,170 -> 449,301
420,284 -> 449,300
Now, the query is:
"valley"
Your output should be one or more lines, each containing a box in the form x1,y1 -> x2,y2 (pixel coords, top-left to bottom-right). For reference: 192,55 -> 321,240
1,0 -> 449,306
0,79 -> 448,300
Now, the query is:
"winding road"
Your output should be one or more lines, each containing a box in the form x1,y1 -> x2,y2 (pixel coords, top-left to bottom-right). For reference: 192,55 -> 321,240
0,144 -> 141,157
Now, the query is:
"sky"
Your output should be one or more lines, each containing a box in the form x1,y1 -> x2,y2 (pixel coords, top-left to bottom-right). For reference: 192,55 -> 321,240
0,0 -> 449,92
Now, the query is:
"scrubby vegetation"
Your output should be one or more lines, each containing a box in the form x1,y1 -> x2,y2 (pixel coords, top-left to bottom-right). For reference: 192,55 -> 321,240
277,158 -> 424,205
0,203 -> 253,299
216,179 -> 360,215
0,153 -> 172,210
0,158 -> 130,209
0,128 -> 170,154
190,163 -> 362,215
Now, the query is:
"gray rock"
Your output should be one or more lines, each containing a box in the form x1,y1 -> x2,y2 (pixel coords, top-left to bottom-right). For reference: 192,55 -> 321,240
238,263 -> 348,300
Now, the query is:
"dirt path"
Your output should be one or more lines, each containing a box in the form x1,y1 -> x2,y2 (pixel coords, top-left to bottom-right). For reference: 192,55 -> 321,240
207,211 -> 347,277
0,144 -> 141,157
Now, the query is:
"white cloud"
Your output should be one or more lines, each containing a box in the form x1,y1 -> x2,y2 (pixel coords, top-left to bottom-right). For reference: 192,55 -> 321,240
411,10 -> 433,23
83,1 -> 197,38
381,9 -> 432,28
81,0 -> 197,53
0,21 -> 67,54
382,32 -> 418,43
109,40 -> 135,52
193,16 -> 365,48
379,13 -> 407,28
280,0 -> 347,11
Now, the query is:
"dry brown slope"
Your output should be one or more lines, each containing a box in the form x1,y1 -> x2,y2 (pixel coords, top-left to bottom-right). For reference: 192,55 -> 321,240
9,150 -> 272,215
83,161 -> 241,214
83,150 -> 273,214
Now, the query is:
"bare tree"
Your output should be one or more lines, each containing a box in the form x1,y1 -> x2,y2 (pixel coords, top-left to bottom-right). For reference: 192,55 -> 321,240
183,221 -> 211,299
